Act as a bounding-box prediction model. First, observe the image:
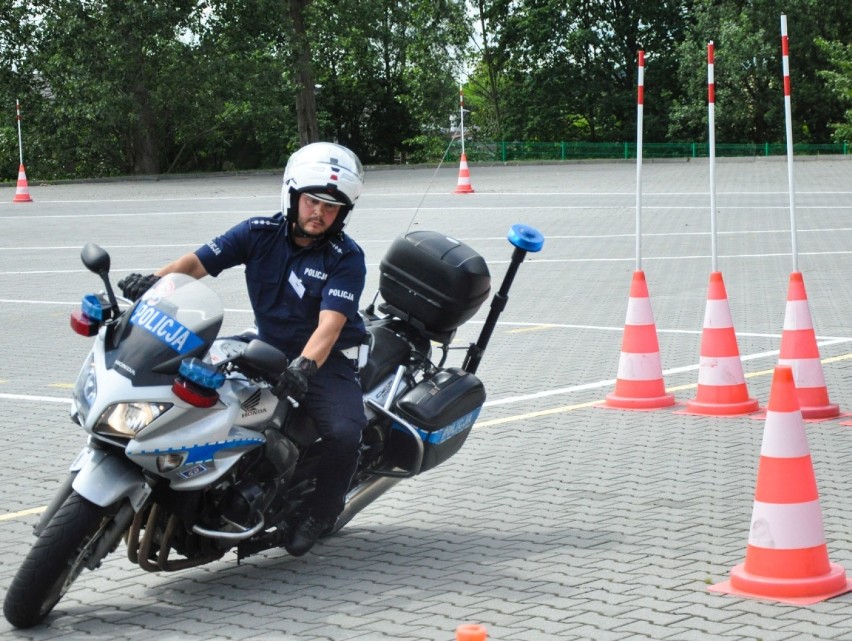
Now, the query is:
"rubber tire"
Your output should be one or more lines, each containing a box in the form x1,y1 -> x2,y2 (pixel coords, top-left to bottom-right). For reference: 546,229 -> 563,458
4,492 -> 115,629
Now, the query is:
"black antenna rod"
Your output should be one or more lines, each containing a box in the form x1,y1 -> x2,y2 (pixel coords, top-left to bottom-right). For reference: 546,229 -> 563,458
463,224 -> 544,374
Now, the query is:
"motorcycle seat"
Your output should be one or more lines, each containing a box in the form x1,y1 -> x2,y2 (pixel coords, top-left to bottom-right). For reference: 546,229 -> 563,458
359,325 -> 411,391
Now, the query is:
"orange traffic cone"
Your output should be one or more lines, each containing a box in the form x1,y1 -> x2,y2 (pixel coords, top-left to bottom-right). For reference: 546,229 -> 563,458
13,163 -> 33,203
605,270 -> 675,409
779,272 -> 839,419
456,624 -> 487,641
709,365 -> 852,604
683,272 -> 759,415
453,153 -> 475,194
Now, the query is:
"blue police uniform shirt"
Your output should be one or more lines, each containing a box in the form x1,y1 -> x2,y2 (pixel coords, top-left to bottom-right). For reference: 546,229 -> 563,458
194,213 -> 367,358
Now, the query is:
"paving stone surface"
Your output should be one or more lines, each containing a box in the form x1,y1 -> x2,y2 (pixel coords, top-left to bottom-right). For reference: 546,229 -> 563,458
1,157 -> 851,640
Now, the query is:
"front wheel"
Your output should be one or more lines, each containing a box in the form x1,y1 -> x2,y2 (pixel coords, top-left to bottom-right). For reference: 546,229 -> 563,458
4,492 -> 117,628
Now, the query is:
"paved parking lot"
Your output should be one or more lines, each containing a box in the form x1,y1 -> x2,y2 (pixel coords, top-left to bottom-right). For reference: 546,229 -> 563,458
1,156 -> 852,640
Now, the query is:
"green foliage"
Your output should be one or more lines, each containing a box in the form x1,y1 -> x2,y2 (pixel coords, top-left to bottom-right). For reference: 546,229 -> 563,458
669,0 -> 852,144
669,4 -> 781,142
816,38 -> 852,142
309,0 -> 469,163
0,0 -> 848,181
465,0 -> 687,143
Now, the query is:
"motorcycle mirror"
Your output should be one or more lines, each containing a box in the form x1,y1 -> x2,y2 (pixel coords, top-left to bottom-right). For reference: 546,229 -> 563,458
81,243 -> 111,275
80,243 -> 120,318
241,340 -> 290,377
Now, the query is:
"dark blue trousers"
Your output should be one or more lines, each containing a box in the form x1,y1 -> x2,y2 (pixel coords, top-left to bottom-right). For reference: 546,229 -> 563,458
299,352 -> 365,519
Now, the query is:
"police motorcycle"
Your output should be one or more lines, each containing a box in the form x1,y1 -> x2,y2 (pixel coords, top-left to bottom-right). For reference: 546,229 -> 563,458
3,224 -> 543,629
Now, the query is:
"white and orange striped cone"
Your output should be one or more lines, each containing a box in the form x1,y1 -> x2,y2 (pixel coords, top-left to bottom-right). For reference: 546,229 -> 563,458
13,163 -> 33,203
456,624 -> 487,641
453,153 -> 475,194
605,270 -> 675,409
779,272 -> 839,419
683,272 -> 759,415
709,365 -> 852,604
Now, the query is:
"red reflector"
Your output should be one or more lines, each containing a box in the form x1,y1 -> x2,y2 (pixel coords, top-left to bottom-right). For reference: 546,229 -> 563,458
70,310 -> 100,337
172,378 -> 219,408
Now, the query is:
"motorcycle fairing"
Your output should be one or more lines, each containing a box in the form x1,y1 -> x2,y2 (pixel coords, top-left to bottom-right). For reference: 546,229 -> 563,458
126,399 -> 266,490
71,445 -> 151,510
130,433 -> 265,467
105,274 -> 224,386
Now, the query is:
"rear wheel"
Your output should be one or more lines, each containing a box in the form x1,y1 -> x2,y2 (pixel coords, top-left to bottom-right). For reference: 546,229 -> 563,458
4,492 -> 116,629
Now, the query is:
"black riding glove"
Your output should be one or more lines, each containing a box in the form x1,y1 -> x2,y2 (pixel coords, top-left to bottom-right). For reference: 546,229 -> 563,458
118,273 -> 161,301
272,356 -> 318,401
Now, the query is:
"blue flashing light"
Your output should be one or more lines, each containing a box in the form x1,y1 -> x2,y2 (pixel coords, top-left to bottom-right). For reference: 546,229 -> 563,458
507,224 -> 544,253
179,358 -> 225,390
81,294 -> 104,322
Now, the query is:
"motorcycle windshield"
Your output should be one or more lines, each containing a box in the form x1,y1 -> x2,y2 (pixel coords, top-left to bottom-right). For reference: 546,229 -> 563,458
106,274 -> 225,386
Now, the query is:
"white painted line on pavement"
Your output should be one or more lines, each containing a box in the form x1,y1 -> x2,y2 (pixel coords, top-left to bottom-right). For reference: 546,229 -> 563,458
4,248 -> 852,276
0,393 -> 69,403
0,506 -> 46,521
481,337 -> 852,408
0,188 -> 848,206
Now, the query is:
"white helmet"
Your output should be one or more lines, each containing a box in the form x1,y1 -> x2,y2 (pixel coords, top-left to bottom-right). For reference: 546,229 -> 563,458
281,142 -> 365,236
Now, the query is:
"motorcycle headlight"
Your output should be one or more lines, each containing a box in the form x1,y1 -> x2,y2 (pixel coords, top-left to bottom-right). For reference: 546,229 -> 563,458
93,402 -> 172,438
72,355 -> 97,422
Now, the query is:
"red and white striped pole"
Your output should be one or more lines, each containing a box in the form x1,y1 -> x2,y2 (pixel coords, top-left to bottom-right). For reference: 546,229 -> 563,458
781,14 -> 799,271
606,50 -> 675,411
707,42 -> 718,271
635,50 -> 645,270
459,86 -> 466,157
16,98 -> 24,166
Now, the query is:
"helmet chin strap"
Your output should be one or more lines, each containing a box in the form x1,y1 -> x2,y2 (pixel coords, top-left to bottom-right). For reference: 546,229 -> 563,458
292,221 -> 325,240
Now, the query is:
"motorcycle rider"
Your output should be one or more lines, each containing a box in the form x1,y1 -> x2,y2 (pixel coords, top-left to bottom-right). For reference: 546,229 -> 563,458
118,142 -> 368,556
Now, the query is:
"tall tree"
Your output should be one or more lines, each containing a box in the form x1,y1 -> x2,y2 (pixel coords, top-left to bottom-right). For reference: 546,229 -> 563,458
3,0 -> 847,181
4,0 -> 295,179
288,0 -> 320,145
182,0 -> 295,171
21,0 -> 200,175
0,2 -> 39,176
309,0 -> 469,163
476,0 -> 685,142
464,0 -> 510,140
669,0 -> 852,144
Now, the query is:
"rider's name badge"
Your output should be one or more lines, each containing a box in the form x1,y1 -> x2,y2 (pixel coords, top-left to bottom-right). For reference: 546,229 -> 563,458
289,270 -> 305,298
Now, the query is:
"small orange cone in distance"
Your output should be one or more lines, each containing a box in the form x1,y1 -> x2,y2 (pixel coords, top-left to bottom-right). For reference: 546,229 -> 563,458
454,153 -> 475,194
13,163 -> 33,203
605,270 -> 675,409
779,272 -> 839,419
456,623 -> 487,641
685,272 -> 759,415
709,365 -> 852,604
